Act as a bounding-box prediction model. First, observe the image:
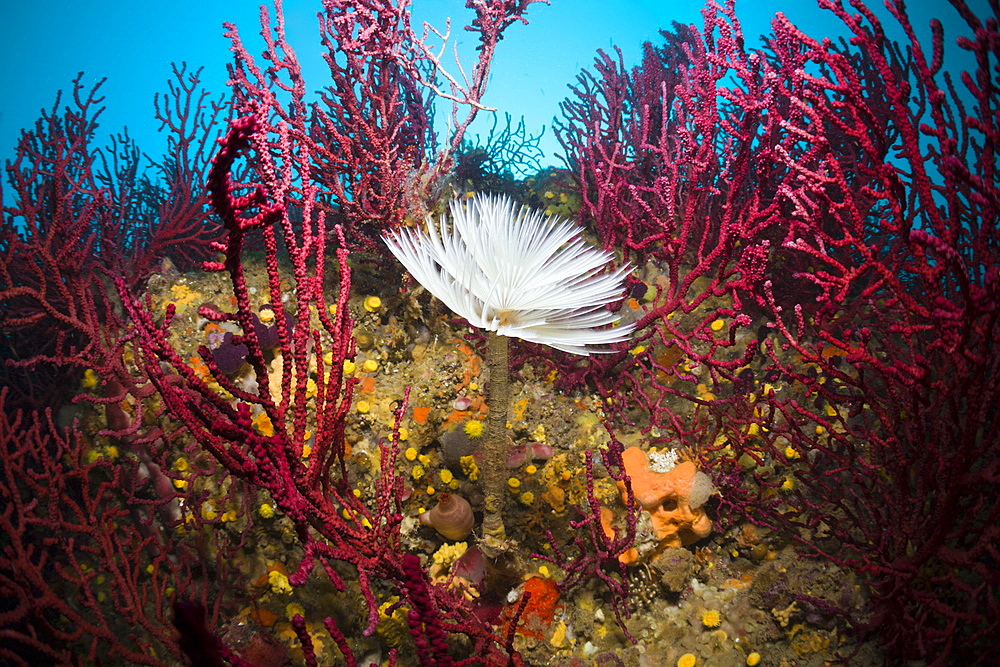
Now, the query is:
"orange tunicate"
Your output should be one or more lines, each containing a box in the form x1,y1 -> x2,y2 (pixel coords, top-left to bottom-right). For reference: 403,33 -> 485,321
514,576 -> 562,639
617,447 -> 713,548
251,607 -> 279,627
413,406 -> 433,424
600,506 -> 639,564
454,340 -> 482,389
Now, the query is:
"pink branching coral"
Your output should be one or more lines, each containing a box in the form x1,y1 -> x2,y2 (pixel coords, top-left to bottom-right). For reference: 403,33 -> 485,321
223,0 -> 547,252
0,389 -> 240,664
119,111 -> 523,663
547,0 -> 999,661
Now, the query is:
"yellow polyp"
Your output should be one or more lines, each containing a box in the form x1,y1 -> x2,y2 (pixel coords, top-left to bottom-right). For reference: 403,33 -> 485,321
507,477 -> 521,491
207,381 -> 233,400
746,423 -> 760,437
174,457 -> 189,472
352,488 -> 362,498
361,517 -> 372,528
710,318 -> 725,332
173,479 -> 188,490
258,308 -> 275,322
525,464 -> 537,475
411,465 -> 425,480
538,565 -> 550,577
286,603 -> 305,619
268,570 -> 292,595
561,470 -> 572,481
363,296 -> 382,312
404,447 -> 418,461
301,444 -> 312,458
201,507 -> 217,521
363,359 -> 379,372
519,491 -> 535,506
343,360 -> 356,374
305,378 -> 318,398
398,427 -> 409,441
342,509 -> 352,520
253,412 -> 275,437
746,652 -> 761,666
460,455 -> 479,481
439,469 -> 454,484
426,485 -> 436,495
328,303 -> 338,315
815,425 -> 826,435
221,510 -> 238,523
448,480 -> 460,490
469,382 -> 479,391
146,564 -> 155,574
418,454 -> 431,466
781,475 -> 796,492
784,446 -> 801,460
432,542 -> 468,568
677,654 -> 697,667
356,400 -> 370,414
702,609 -> 722,628
544,190 -> 555,199
630,345 -> 646,355
464,420 -> 484,438
81,368 -> 99,390
825,404 -> 838,417
259,503 -> 275,518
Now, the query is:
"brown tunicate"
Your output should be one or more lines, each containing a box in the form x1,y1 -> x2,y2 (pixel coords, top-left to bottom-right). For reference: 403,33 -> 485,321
354,328 -> 376,351
541,485 -> 566,514
418,493 -> 475,541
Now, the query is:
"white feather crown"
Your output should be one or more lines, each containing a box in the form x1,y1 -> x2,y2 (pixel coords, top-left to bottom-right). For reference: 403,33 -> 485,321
382,194 -> 634,355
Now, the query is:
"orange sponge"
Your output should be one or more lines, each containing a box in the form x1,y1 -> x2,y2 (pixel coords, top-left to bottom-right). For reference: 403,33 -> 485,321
617,447 -> 712,548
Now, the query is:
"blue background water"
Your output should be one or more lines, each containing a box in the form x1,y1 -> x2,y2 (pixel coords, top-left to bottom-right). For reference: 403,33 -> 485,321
0,0 -> 980,175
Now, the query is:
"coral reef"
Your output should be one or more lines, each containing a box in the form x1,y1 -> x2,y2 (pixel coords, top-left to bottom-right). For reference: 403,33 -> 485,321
0,0 -> 996,665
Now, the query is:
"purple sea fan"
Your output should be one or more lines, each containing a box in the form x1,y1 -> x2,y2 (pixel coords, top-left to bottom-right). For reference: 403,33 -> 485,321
383,194 -> 634,355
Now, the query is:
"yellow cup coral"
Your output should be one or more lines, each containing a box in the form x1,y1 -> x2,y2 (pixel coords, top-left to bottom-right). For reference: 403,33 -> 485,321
701,609 -> 722,628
